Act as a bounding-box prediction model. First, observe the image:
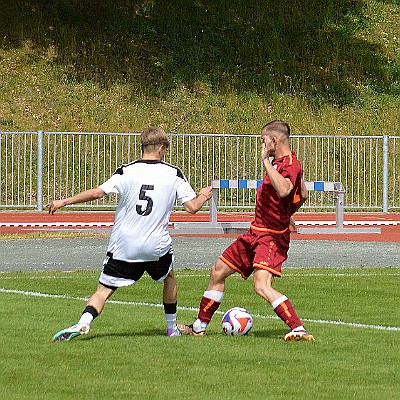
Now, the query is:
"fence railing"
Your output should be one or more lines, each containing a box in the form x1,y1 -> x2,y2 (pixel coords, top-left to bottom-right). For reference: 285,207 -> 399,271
0,132 -> 399,212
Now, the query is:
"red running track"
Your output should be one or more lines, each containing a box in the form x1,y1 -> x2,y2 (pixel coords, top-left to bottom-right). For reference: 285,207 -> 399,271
0,211 -> 399,242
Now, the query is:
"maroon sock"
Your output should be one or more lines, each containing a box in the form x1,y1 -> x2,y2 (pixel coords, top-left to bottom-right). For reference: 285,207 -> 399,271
197,296 -> 221,324
274,299 -> 302,330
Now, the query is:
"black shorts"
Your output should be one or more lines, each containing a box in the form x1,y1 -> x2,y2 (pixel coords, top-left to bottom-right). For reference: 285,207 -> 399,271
99,248 -> 174,289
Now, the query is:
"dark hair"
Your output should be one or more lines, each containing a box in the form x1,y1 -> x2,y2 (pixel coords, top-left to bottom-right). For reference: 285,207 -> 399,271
261,120 -> 290,138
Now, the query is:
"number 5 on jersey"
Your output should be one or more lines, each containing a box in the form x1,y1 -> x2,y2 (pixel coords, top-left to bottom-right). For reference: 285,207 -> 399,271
136,185 -> 154,216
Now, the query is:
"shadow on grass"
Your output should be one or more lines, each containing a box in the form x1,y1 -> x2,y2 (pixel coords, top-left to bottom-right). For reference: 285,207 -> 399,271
251,328 -> 288,339
81,329 -> 164,340
75,328 -> 288,340
1,0 -> 397,105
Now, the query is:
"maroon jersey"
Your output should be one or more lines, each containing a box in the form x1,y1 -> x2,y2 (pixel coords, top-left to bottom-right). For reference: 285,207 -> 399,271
221,151 -> 304,278
251,152 -> 303,233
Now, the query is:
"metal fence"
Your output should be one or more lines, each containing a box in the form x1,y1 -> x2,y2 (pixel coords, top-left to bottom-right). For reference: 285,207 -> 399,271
0,131 -> 399,212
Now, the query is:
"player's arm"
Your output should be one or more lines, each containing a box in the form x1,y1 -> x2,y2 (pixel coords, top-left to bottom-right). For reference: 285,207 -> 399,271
261,141 -> 293,198
182,185 -> 213,214
290,178 -> 308,230
292,177 -> 308,215
47,188 -> 106,214
263,158 -> 293,198
294,178 -> 308,212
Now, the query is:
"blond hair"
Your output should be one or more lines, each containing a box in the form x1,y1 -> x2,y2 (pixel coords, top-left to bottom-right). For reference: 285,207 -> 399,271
141,127 -> 169,151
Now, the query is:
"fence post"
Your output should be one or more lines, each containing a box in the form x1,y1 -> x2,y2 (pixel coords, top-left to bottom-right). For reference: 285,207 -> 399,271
210,187 -> 218,223
37,131 -> 43,211
335,192 -> 345,229
382,136 -> 389,213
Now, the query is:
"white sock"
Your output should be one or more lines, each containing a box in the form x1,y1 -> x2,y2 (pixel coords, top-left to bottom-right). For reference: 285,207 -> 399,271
271,295 -> 288,310
165,313 -> 177,330
204,290 -> 224,302
293,325 -> 305,332
193,318 -> 208,333
78,312 -> 94,326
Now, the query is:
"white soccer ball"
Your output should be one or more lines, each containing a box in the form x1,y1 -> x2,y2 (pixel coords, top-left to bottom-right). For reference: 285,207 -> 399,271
221,307 -> 253,336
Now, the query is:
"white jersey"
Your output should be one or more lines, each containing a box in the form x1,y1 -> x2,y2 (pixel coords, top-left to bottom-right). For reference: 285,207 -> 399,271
99,160 -> 196,262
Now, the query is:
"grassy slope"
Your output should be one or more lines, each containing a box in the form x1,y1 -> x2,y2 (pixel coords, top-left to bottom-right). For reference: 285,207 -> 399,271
0,0 -> 398,135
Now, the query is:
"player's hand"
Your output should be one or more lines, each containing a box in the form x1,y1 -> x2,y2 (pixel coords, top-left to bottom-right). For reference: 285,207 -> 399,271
199,185 -> 213,201
47,199 -> 65,214
289,216 -> 296,232
261,136 -> 273,161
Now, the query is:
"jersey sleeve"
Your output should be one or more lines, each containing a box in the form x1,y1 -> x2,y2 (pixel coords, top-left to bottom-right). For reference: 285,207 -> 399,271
98,173 -> 124,195
281,162 -> 301,186
175,175 -> 196,204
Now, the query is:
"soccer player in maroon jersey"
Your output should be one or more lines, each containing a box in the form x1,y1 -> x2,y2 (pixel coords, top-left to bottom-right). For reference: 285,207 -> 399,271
178,120 -> 314,341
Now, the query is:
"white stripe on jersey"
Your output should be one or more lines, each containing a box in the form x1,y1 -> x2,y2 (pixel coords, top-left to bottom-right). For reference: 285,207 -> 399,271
99,160 -> 196,262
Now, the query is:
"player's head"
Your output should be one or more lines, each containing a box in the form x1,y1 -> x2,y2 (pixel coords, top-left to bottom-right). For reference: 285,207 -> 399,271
261,120 -> 290,155
141,127 -> 170,153
261,120 -> 290,140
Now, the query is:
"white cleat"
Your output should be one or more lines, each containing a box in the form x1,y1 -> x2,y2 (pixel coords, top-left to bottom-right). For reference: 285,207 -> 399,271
52,323 -> 90,342
166,327 -> 182,337
176,323 -> 206,336
284,330 -> 315,341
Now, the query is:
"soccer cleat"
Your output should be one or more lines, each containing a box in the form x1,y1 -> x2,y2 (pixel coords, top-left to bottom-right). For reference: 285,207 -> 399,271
52,323 -> 90,342
166,327 -> 182,337
284,330 -> 315,341
176,323 -> 205,336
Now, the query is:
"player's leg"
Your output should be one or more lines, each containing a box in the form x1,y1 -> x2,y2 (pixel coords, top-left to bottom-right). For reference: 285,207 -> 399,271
81,283 -> 115,322
162,270 -> 180,336
148,248 -> 181,336
52,284 -> 115,342
253,236 -> 314,341
178,234 -> 254,335
253,268 -> 314,341
178,258 -> 235,335
194,258 -> 235,331
52,253 -> 138,342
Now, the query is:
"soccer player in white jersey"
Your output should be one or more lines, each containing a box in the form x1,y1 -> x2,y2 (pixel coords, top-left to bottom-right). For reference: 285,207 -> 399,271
49,127 -> 213,341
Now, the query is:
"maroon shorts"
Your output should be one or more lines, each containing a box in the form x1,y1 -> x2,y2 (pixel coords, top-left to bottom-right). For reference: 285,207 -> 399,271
220,228 -> 290,279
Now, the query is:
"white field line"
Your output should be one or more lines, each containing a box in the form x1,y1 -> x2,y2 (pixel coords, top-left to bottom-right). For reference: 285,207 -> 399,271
0,287 -> 399,332
178,272 -> 400,278
285,272 -> 400,277
1,272 -> 399,280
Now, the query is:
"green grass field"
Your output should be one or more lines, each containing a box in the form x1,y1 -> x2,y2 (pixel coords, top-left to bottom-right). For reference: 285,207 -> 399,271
0,268 -> 399,399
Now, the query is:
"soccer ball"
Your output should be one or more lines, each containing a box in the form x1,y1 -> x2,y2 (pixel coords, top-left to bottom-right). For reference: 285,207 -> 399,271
221,307 -> 253,336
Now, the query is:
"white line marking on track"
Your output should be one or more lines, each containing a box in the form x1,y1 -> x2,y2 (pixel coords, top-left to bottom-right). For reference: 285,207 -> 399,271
0,222 -> 114,227
1,220 -> 399,227
1,287 -> 399,332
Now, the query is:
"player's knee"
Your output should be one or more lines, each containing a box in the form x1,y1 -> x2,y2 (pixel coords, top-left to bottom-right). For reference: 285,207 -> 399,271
209,265 -> 219,281
253,282 -> 265,297
253,278 -> 273,299
209,262 -> 228,284
165,270 -> 175,280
